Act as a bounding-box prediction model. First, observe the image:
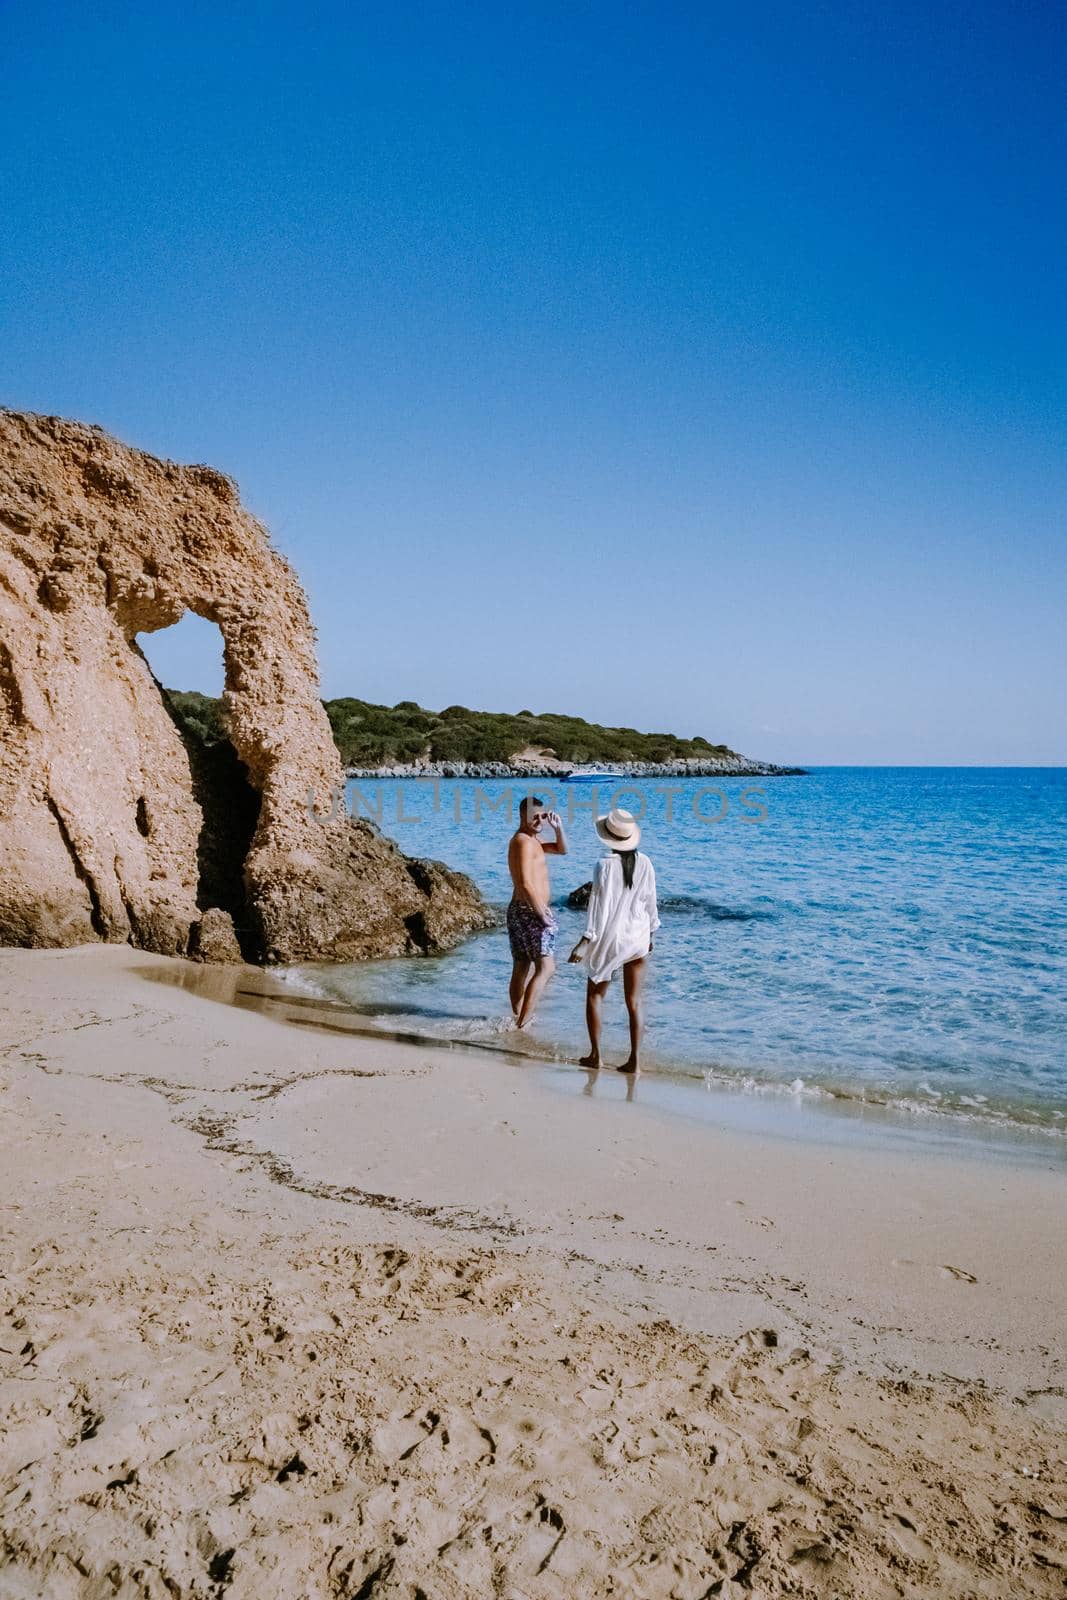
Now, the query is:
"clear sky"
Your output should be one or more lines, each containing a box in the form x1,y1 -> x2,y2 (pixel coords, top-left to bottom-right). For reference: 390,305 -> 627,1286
2,1 -> 1065,764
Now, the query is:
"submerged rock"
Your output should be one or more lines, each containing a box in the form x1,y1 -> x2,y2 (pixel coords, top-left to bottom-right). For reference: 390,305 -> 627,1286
0,409 -> 491,962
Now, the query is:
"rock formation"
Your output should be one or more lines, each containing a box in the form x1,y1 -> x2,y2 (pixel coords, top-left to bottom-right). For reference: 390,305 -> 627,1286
0,409 -> 492,962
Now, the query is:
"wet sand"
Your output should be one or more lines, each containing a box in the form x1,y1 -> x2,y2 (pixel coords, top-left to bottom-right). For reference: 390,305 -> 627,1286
2,944 -> 1065,1597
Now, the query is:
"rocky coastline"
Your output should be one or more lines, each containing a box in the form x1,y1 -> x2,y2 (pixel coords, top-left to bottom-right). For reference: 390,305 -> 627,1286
345,755 -> 806,780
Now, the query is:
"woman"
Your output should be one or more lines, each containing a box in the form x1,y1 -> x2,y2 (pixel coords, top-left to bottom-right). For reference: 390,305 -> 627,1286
569,807 -> 659,1073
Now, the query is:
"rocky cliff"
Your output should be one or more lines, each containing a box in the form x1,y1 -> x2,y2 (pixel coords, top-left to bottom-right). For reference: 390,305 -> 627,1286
0,410 -> 492,962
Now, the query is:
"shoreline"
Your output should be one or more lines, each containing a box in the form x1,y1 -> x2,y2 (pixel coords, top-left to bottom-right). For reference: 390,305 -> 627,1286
3,943 -> 1066,1596
312,766 -> 1067,1145
344,758 -> 807,779
268,957 -> 1067,1150
151,957 -> 1067,1169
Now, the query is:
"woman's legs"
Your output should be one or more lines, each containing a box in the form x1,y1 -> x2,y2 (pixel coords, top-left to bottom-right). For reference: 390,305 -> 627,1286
619,957 -> 646,1072
581,979 -> 609,1067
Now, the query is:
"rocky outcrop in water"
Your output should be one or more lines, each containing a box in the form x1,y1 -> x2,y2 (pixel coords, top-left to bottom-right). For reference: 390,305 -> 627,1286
0,410 -> 491,962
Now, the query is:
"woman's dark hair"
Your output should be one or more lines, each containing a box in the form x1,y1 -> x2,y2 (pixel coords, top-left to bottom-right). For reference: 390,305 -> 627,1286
619,849 -> 638,890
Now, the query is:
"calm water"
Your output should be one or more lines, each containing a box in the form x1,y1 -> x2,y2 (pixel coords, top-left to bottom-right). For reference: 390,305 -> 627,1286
293,770 -> 1067,1135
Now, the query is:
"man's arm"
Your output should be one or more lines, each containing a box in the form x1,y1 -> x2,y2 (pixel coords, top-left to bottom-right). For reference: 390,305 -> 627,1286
540,810 -> 568,855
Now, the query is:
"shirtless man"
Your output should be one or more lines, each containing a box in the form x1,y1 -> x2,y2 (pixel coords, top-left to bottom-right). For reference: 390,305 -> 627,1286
507,795 -> 567,1028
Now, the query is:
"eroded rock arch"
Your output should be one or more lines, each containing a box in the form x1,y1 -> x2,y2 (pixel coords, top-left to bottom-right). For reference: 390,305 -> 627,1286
0,410 -> 490,961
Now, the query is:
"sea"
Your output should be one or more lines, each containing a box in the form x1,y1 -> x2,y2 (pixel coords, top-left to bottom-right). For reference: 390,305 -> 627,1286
290,769 -> 1067,1142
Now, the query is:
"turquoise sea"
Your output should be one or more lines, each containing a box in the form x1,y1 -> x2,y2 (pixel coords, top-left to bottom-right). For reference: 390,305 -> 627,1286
293,769 -> 1067,1139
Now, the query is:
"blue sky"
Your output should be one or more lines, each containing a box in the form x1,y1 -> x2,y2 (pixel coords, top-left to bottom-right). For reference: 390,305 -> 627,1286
2,0 -> 1064,764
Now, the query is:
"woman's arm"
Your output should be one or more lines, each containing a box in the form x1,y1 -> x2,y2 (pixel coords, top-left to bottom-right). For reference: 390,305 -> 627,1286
585,859 -> 607,939
568,860 -> 604,962
644,861 -> 661,933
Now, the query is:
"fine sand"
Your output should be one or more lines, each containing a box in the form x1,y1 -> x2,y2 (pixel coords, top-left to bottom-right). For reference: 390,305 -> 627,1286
1,945 -> 1065,1598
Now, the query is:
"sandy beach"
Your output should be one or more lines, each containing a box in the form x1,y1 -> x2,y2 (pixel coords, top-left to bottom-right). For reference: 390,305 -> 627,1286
0,945 -> 1064,1598
5,0 -> 1066,1588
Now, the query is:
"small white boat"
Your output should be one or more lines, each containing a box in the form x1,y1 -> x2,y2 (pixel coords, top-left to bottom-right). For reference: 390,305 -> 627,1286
562,765 -> 624,783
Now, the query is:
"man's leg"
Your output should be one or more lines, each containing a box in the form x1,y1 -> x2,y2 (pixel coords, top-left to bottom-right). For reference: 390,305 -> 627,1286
581,979 -> 608,1067
516,954 -> 555,1028
509,957 -> 532,1015
619,957 -> 646,1072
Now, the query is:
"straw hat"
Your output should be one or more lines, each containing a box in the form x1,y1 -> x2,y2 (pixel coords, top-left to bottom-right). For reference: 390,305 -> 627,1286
595,807 -> 641,850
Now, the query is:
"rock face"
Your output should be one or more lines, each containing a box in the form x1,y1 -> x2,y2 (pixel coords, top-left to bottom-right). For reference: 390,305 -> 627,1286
188,906 -> 244,965
0,410 -> 492,962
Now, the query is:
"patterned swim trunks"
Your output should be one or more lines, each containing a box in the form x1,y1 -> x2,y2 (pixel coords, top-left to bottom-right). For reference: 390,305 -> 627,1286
507,899 -> 558,960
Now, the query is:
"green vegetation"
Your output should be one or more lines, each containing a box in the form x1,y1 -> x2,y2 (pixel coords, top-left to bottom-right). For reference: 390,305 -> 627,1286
165,691 -> 740,767
164,689 -> 227,746
326,698 -> 741,766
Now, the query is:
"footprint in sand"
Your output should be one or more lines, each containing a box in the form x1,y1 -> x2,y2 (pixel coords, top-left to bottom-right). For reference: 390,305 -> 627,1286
892,1259 -> 977,1284
521,1500 -> 566,1575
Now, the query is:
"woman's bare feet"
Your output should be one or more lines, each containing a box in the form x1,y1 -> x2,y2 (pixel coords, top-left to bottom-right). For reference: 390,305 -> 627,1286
579,1053 -> 601,1069
617,1057 -> 639,1074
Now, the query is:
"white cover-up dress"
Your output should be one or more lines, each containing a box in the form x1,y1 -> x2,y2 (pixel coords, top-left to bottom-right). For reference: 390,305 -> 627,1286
582,852 -> 660,983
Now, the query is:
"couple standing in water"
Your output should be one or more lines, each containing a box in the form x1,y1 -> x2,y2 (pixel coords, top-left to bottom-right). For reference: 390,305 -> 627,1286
506,795 -> 659,1072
